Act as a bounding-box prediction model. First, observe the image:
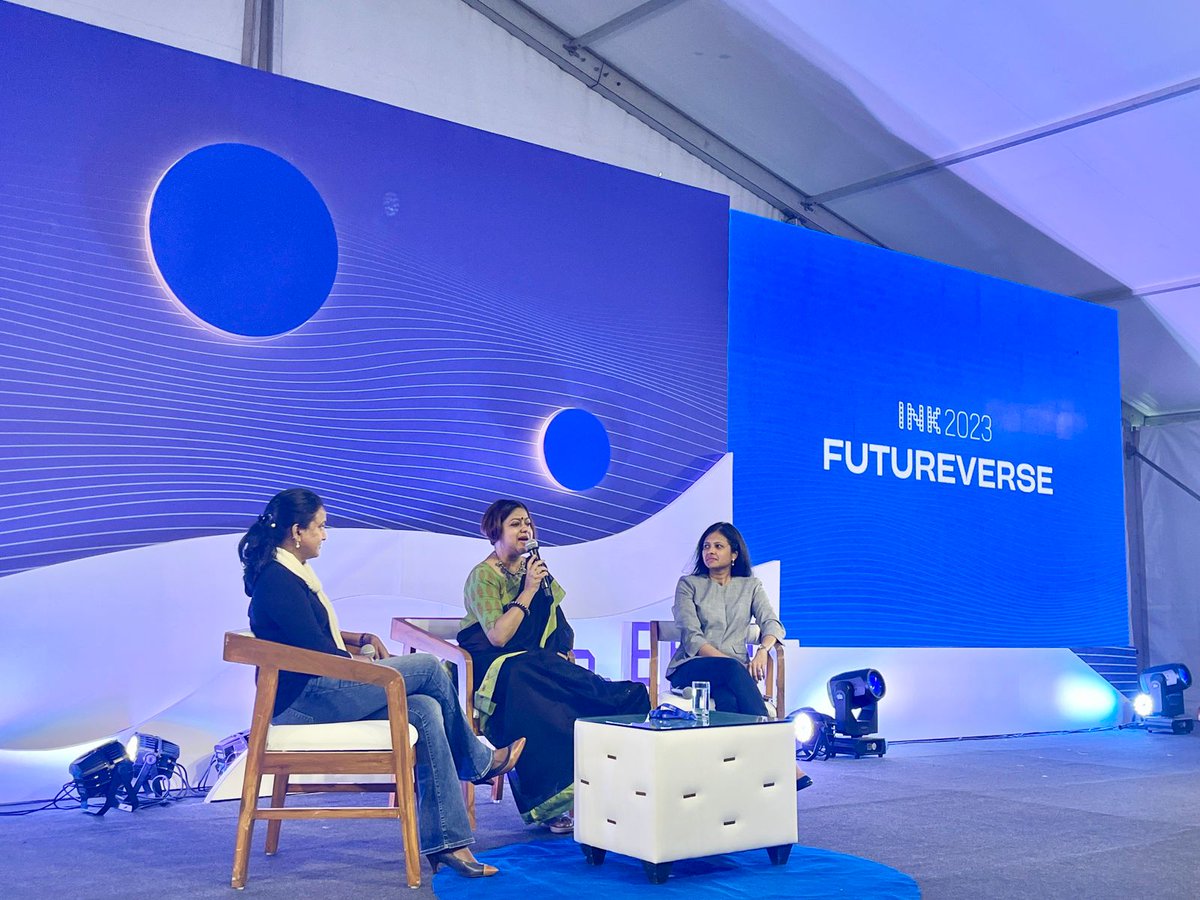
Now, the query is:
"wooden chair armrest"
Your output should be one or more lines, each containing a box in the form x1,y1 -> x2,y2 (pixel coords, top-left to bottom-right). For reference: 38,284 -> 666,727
765,640 -> 785,718
390,618 -> 476,725
223,632 -> 403,687
390,619 -> 470,667
648,621 -> 662,707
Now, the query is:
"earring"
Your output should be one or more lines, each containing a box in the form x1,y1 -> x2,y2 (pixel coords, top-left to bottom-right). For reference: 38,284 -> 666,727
294,538 -> 301,549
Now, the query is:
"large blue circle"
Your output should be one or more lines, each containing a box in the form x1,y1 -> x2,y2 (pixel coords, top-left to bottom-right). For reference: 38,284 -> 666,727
541,408 -> 611,491
148,143 -> 338,337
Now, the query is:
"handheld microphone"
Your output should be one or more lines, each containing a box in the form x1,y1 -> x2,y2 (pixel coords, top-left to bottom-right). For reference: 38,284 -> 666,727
522,539 -> 553,591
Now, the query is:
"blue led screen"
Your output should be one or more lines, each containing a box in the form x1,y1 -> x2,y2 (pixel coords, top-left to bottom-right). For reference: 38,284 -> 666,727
729,212 -> 1129,647
0,5 -> 728,576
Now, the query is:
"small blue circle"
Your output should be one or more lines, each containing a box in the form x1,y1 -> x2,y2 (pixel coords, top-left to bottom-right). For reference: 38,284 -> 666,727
541,408 -> 611,491
148,143 -> 338,337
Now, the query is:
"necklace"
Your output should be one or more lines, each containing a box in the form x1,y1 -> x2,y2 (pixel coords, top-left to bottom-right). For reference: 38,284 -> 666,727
493,553 -> 526,578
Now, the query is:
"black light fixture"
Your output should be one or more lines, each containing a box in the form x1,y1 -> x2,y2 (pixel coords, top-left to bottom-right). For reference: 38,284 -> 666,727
826,668 -> 887,758
787,707 -> 835,761
68,740 -> 138,815
126,733 -> 181,798
1134,664 -> 1194,735
213,729 -> 250,775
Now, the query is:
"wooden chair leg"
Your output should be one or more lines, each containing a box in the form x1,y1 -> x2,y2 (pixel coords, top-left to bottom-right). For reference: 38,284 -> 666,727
490,774 -> 504,803
463,780 -> 476,828
264,773 -> 289,856
231,752 -> 265,889
399,765 -> 421,889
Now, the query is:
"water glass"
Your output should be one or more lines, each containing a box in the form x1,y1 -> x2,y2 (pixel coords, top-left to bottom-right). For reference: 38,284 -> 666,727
691,681 -> 711,725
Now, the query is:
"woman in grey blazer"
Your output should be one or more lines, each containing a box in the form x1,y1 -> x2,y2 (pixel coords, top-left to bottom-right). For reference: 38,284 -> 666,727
666,521 -> 786,716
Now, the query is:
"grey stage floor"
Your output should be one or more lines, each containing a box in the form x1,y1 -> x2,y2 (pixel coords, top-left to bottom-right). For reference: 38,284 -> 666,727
2,728 -> 1198,899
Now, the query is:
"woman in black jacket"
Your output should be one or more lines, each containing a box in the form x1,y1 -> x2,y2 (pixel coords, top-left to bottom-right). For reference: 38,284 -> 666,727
240,488 -> 523,879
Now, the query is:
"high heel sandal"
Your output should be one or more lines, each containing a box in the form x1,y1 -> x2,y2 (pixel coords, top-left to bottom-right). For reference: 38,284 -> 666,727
473,736 -> 526,785
796,764 -> 814,792
426,848 -> 499,878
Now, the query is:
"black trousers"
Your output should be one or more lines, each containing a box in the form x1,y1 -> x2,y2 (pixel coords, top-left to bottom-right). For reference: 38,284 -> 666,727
668,656 -> 768,717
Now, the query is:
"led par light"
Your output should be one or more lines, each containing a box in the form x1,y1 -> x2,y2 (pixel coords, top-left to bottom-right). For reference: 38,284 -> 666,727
126,733 -> 181,797
68,740 -> 138,815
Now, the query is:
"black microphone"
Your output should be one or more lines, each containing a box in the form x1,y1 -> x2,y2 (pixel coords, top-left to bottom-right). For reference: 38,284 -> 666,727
522,539 -> 553,592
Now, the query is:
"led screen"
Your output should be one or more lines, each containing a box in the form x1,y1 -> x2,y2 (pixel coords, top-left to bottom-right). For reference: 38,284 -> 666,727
730,212 -> 1128,646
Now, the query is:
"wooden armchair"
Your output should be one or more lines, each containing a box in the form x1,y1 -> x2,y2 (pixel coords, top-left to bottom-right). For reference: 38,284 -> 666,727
388,617 -> 504,827
221,631 -> 421,890
647,620 -> 786,718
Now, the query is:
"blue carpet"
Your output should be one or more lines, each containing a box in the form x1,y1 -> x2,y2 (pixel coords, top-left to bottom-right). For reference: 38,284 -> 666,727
433,839 -> 919,899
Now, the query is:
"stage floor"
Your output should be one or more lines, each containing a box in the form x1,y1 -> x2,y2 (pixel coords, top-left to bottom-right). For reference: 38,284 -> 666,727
3,728 -> 1198,898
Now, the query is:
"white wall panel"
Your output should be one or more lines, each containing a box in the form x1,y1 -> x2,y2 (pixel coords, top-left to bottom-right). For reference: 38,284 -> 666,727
276,0 -> 779,218
12,0 -> 244,62
14,1 -> 781,216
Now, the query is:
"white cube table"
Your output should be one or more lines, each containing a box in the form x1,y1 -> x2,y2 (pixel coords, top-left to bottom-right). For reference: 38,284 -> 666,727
575,712 -> 798,883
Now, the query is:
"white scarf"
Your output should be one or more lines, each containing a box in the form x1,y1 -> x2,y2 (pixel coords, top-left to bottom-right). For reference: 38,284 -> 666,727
274,547 -> 347,652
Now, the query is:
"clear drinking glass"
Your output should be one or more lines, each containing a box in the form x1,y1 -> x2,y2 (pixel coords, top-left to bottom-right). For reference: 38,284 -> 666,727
692,681 -> 711,725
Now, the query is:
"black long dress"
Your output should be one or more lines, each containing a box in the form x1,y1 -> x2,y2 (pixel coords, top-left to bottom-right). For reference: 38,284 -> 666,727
459,561 -> 649,823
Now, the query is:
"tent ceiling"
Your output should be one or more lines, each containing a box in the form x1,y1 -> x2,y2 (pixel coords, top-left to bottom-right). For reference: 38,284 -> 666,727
506,0 -> 1200,418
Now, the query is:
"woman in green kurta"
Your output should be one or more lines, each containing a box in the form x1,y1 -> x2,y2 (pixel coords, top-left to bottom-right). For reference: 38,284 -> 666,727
458,499 -> 649,833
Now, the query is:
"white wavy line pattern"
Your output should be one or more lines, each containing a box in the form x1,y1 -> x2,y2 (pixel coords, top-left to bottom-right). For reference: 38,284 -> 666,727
0,165 -> 728,576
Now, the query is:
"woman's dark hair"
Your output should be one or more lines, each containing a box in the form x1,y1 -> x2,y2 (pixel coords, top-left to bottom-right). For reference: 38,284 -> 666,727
481,498 -> 531,544
238,488 -> 324,596
690,521 -> 753,578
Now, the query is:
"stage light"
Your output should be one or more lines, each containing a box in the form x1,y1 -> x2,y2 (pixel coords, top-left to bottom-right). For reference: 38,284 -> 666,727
792,710 -> 816,744
826,669 -> 887,758
68,740 -> 138,815
787,707 -> 836,761
1138,664 -> 1194,734
1139,664 -> 1191,716
1133,693 -> 1154,717
126,732 -> 181,797
213,729 -> 250,774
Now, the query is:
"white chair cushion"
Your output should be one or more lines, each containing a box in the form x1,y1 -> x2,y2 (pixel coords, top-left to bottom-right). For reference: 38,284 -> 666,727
266,720 -> 418,751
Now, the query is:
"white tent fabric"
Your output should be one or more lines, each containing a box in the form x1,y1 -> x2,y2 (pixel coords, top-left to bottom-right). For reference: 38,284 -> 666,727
1138,421 -> 1200,690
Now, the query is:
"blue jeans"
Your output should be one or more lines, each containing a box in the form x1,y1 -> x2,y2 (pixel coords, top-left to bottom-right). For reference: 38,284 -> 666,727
273,653 -> 493,855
